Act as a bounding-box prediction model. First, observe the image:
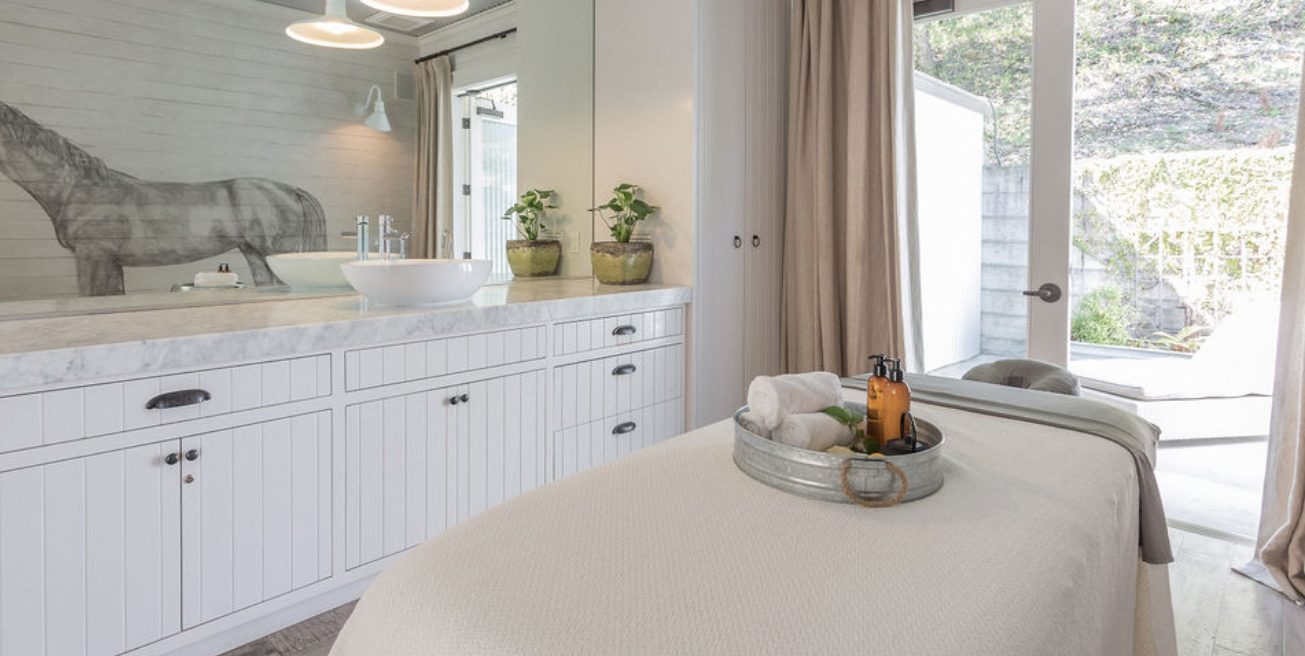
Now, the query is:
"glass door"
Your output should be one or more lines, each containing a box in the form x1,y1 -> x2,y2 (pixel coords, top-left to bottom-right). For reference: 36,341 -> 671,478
912,0 -> 1075,376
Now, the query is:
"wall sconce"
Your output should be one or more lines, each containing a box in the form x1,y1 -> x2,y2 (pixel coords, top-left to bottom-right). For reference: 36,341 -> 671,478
357,85 -> 392,132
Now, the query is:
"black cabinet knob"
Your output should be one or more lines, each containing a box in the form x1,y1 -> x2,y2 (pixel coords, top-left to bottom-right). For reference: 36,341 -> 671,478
752,234 -> 761,248
185,449 -> 201,462
733,235 -> 742,248
449,396 -> 459,405
459,393 -> 470,403
164,453 -> 180,466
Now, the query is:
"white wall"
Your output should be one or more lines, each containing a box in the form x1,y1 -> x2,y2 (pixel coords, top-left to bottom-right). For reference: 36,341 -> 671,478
593,0 -> 696,287
914,82 -> 985,372
517,0 -> 594,276
0,0 -> 418,300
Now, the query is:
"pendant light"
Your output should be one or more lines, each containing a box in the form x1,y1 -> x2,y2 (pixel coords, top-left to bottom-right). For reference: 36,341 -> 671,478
358,0 -> 470,18
286,0 -> 386,50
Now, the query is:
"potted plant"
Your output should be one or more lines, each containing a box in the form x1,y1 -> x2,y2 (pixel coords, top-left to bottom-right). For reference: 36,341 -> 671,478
503,188 -> 561,277
590,183 -> 657,285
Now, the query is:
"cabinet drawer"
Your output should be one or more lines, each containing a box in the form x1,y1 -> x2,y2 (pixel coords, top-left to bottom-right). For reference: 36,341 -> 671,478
550,399 -> 684,480
0,354 -> 331,454
555,344 -> 683,430
553,306 -> 684,356
344,325 -> 548,392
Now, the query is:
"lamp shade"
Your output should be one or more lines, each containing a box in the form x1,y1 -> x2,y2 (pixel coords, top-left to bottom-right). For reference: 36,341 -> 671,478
287,0 -> 385,50
358,0 -> 470,18
364,100 -> 392,132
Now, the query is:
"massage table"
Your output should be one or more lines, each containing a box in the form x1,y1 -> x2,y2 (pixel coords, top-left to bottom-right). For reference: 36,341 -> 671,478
331,386 -> 1177,656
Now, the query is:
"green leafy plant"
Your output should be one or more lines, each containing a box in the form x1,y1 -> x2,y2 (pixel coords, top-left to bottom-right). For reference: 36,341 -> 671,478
590,183 -> 657,243
1071,287 -> 1137,346
502,188 -> 556,241
1146,325 -> 1207,353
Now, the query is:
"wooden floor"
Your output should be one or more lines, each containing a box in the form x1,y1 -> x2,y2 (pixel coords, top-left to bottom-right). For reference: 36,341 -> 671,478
225,528 -> 1305,656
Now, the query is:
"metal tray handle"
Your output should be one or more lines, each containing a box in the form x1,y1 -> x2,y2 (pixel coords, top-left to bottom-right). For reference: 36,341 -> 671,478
837,457 -> 909,508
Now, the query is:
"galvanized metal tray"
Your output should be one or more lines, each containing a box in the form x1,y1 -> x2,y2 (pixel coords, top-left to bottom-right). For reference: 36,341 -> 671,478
733,403 -> 945,506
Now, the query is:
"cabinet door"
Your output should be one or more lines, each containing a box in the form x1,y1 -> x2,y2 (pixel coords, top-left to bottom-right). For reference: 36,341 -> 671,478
180,412 -> 332,628
0,442 -> 182,656
345,371 -> 547,570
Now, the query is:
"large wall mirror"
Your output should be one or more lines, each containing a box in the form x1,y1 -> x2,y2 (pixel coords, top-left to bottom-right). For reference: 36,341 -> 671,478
0,0 -> 593,318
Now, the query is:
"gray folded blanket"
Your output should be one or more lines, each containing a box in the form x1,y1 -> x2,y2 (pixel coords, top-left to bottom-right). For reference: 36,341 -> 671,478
843,373 -> 1173,564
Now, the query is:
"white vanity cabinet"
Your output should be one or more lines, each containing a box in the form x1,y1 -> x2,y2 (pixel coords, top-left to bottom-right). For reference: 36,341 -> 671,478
0,292 -> 688,656
0,411 -> 331,655
343,369 -> 548,570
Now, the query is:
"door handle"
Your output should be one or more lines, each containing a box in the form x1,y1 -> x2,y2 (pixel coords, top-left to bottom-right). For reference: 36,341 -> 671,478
1022,283 -> 1062,303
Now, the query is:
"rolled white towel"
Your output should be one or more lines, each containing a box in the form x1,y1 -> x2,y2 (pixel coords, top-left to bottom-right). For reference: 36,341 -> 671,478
773,413 -> 855,452
746,372 -> 843,431
737,411 -> 771,438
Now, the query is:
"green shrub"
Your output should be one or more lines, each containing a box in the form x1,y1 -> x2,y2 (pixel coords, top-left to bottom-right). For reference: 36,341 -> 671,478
1071,287 -> 1137,346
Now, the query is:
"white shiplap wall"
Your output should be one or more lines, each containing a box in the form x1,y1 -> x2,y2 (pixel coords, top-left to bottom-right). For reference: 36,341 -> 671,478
0,0 -> 418,300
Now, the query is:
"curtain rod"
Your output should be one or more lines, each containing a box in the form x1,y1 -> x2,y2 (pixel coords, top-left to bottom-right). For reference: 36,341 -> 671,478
414,27 -> 518,65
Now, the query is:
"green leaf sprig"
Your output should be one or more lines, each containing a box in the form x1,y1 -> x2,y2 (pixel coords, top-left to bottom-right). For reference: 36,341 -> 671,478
590,183 -> 657,243
502,188 -> 557,241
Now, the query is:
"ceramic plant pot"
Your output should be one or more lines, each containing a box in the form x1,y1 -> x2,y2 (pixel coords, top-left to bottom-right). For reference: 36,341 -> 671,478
590,241 -> 653,285
506,239 -> 561,277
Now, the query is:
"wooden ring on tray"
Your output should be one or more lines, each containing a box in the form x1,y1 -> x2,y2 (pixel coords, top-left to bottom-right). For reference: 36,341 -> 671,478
838,456 -> 909,508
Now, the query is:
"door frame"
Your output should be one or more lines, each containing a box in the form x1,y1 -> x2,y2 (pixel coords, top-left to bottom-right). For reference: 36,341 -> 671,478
921,0 -> 1076,365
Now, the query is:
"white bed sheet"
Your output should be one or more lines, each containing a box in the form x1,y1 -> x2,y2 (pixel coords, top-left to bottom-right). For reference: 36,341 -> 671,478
331,400 -> 1176,656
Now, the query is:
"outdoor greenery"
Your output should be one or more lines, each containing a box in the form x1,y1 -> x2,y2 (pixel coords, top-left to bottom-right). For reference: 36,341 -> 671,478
915,0 -> 1305,164
1070,287 -> 1137,346
591,183 -> 657,243
502,188 -> 556,241
916,0 -> 1303,349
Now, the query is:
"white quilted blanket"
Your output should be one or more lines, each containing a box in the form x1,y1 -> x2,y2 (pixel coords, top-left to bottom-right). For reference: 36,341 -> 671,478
331,401 -> 1176,656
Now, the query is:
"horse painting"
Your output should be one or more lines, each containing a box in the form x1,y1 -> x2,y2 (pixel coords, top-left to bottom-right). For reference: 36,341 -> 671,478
0,101 -> 326,296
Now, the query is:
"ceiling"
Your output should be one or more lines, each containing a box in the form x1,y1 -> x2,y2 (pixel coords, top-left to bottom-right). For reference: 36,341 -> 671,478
258,0 -> 512,37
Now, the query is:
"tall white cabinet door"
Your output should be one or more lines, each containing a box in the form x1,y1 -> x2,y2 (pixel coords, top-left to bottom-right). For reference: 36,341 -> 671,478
181,412 -> 332,628
0,441 -> 182,656
345,371 -> 547,570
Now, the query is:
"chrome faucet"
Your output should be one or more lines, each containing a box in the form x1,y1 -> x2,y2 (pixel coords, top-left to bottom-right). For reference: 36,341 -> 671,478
341,216 -> 371,261
342,215 -> 407,261
377,215 -> 409,260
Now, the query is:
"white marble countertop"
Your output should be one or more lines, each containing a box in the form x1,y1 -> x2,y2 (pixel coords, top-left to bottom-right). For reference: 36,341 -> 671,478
0,278 -> 692,392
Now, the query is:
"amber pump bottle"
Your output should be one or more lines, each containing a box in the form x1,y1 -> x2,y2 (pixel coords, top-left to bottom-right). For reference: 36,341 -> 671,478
880,358 -> 911,442
865,355 -> 890,449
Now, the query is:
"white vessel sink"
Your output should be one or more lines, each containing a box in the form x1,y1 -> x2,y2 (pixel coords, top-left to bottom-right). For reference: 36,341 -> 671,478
341,259 -> 492,306
267,251 -> 356,290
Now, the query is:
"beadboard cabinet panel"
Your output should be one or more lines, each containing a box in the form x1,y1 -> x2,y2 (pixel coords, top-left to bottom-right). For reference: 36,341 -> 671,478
555,344 -> 685,430
0,354 -> 331,454
551,398 -> 684,480
180,412 -> 332,629
0,441 -> 181,656
344,325 -> 548,392
344,370 -> 548,570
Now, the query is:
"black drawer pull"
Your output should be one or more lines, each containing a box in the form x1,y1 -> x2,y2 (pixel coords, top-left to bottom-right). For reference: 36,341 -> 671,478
611,364 -> 637,376
146,389 -> 211,410
612,421 -> 637,435
612,324 -> 637,336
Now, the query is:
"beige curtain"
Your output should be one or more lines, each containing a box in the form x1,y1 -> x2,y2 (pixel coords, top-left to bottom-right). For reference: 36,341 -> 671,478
1247,56 -> 1305,601
413,56 -> 454,259
781,0 -> 911,375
